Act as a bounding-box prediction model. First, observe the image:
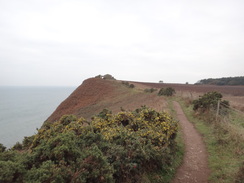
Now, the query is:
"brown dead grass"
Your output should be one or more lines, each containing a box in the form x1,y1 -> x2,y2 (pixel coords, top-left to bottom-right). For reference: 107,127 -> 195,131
46,78 -> 167,122
47,79 -> 244,122
131,81 -> 244,112
131,81 -> 244,96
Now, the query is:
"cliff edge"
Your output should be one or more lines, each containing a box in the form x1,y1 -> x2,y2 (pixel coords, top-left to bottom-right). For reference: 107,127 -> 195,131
46,78 -> 166,122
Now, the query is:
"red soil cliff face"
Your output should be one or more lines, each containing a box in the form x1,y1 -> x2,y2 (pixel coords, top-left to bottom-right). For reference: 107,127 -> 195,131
46,78 -> 167,123
46,78 -> 117,122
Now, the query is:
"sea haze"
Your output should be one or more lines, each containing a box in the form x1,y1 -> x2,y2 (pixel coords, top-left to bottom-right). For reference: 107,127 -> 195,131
0,86 -> 75,148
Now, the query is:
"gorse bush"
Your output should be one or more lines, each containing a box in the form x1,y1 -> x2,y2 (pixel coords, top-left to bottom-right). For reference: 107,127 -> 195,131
0,143 -> 6,152
192,91 -> 229,113
236,162 -> 244,183
0,106 -> 178,183
121,81 -> 135,88
103,74 -> 116,80
158,87 -> 175,96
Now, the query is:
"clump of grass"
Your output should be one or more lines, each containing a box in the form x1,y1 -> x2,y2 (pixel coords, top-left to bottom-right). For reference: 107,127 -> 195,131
235,162 -> 244,183
121,81 -> 135,88
144,88 -> 157,93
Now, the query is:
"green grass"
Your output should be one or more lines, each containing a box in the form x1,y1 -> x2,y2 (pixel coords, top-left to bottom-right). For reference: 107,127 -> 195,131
229,110 -> 244,128
176,97 -> 244,183
160,98 -> 184,182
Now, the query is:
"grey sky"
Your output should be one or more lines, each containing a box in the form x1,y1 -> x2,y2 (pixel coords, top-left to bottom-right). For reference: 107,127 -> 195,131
0,0 -> 243,86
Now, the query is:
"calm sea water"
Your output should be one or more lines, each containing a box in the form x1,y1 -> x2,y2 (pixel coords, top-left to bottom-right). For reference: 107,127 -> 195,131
0,86 -> 75,148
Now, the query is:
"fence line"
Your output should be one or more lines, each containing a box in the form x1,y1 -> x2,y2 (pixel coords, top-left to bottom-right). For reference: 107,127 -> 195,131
220,101 -> 244,116
178,90 -> 244,117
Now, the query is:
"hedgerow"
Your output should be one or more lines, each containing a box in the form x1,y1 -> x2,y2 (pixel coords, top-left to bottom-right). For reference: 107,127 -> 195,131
0,106 -> 178,183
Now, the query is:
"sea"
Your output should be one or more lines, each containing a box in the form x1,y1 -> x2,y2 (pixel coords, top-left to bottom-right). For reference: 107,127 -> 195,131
0,86 -> 75,148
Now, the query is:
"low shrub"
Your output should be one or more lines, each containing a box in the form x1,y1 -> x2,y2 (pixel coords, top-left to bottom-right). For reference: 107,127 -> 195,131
0,107 -> 178,183
192,91 -> 229,113
236,161 -> 244,183
0,143 -> 6,153
144,88 -> 157,93
121,81 -> 135,89
129,84 -> 135,88
158,88 -> 175,96
103,74 -> 116,80
12,142 -> 23,151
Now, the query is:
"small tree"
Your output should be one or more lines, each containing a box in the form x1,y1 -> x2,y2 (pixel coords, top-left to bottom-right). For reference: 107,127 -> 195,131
95,75 -> 102,78
0,143 -> 6,152
103,74 -> 115,80
193,91 -> 229,112
121,81 -> 135,89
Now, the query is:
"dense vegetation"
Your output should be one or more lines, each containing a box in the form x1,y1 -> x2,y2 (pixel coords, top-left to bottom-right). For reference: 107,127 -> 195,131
95,74 -> 116,80
158,87 -> 175,97
193,91 -> 229,113
0,107 -> 178,183
196,76 -> 244,85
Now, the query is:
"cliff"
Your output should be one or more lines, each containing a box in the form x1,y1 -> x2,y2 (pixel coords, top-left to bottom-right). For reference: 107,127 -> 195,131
46,78 -> 166,122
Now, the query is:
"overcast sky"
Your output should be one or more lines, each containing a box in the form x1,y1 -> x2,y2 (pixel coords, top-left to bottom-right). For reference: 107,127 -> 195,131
0,0 -> 243,86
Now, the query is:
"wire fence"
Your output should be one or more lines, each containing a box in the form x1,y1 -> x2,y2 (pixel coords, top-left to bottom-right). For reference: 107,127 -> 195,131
220,101 -> 244,116
178,91 -> 244,124
217,100 -> 244,126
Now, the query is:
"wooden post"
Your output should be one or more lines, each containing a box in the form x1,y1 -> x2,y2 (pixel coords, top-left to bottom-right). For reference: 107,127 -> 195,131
216,100 -> 220,121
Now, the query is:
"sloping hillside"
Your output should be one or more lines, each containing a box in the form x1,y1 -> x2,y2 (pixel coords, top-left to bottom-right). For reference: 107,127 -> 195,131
46,78 -> 167,122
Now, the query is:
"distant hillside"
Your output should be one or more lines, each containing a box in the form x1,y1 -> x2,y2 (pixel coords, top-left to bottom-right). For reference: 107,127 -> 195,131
196,76 -> 244,86
131,81 -> 244,96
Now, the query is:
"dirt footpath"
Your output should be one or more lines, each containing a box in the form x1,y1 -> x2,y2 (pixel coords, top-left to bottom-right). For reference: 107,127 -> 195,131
172,101 -> 210,183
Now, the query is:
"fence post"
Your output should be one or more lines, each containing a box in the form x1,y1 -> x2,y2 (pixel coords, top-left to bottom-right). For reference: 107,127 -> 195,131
216,100 -> 220,121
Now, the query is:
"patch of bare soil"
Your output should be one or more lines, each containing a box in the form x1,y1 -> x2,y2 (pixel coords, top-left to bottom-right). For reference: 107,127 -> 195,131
172,101 -> 210,183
